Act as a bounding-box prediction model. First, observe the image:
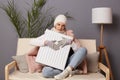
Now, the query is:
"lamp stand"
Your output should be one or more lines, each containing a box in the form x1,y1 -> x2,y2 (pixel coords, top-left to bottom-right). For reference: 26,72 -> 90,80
98,24 -> 114,80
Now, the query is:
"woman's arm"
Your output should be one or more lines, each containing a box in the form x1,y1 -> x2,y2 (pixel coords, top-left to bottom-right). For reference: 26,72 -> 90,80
27,46 -> 39,56
30,34 -> 46,47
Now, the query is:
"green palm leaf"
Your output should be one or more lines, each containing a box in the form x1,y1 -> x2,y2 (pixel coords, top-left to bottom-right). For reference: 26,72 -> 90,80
0,0 -> 73,38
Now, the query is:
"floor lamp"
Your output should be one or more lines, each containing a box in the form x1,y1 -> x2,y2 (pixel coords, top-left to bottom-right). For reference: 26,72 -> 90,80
92,7 -> 114,80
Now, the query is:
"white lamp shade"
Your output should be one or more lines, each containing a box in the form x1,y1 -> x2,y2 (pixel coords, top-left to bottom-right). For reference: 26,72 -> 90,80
92,7 -> 112,24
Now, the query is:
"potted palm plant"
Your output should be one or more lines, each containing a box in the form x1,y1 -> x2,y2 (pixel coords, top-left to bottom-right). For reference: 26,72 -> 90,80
0,0 -> 73,38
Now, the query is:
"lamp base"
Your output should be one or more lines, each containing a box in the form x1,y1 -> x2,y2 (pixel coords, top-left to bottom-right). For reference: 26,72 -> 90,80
98,46 -> 114,80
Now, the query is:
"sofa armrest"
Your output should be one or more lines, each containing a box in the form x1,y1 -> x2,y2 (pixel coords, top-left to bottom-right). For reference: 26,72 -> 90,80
5,61 -> 17,80
98,62 -> 110,80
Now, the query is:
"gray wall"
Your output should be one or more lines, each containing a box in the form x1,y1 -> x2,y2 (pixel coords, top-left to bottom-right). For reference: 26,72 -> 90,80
0,0 -> 120,80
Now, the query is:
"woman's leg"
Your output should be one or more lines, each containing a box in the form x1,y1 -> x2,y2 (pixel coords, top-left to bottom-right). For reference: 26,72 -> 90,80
42,66 -> 62,78
68,47 -> 87,68
54,47 -> 87,79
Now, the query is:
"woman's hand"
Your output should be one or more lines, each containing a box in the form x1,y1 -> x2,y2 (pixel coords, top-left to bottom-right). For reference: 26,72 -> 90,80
58,38 -> 72,48
44,40 -> 60,50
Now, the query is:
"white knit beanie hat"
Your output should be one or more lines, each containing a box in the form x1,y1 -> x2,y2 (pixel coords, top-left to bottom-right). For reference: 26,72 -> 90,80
54,14 -> 67,26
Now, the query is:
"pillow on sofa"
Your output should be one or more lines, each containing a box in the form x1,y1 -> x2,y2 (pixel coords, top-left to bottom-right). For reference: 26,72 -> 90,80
12,55 -> 29,73
86,52 -> 99,73
25,55 -> 44,73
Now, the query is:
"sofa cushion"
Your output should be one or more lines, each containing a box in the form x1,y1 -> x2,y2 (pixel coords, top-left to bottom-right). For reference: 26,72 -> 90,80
12,55 -> 29,73
87,52 -> 99,73
9,71 -> 105,80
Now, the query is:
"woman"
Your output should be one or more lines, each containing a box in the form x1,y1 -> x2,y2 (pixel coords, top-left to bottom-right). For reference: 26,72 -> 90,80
26,14 -> 87,79
42,14 -> 87,79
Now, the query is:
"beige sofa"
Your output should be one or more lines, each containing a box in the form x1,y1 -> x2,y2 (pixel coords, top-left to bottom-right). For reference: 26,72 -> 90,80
5,38 -> 110,80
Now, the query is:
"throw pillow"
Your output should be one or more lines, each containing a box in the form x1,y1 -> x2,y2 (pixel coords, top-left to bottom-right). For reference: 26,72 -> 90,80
25,55 -> 44,73
12,55 -> 29,73
86,52 -> 99,73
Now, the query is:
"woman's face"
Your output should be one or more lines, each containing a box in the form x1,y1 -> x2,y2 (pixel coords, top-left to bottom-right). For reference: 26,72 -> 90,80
55,22 -> 66,31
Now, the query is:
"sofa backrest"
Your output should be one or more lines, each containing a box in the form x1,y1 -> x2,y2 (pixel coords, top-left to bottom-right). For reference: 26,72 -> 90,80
16,38 -> 98,73
79,39 -> 96,53
16,38 -> 96,55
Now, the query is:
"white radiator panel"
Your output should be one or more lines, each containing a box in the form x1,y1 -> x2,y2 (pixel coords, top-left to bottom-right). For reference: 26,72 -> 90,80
36,45 -> 71,70
35,29 -> 72,70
